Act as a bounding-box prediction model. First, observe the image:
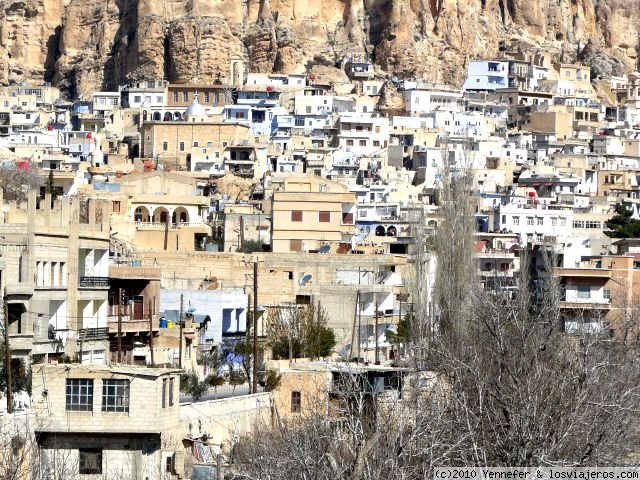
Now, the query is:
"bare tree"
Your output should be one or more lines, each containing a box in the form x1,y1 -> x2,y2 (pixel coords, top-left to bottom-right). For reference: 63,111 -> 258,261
0,164 -> 43,203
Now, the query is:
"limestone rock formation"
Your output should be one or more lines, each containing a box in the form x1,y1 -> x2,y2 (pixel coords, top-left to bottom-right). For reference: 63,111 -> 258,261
1,0 -> 640,98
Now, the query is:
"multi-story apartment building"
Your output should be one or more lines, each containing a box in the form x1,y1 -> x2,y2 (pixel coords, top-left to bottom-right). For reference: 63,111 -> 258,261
336,114 -> 389,156
1,190 -> 110,364
498,202 -> 574,249
270,175 -> 356,253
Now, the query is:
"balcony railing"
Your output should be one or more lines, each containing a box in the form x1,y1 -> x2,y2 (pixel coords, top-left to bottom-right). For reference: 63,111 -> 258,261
79,327 -> 109,341
79,276 -> 110,287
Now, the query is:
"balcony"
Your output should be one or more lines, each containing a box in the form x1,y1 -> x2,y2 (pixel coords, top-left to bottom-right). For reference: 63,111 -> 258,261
78,327 -> 109,341
559,297 -> 612,309
79,276 -> 110,287
108,317 -> 160,333
135,221 -> 207,230
556,268 -> 612,278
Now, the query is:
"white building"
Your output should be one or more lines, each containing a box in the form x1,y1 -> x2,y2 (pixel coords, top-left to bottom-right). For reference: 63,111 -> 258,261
463,60 -> 509,91
403,86 -> 462,115
337,114 -> 389,156
498,203 -> 574,247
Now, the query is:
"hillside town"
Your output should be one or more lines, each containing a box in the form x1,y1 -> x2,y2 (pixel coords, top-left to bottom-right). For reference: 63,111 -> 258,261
2,49 -> 640,478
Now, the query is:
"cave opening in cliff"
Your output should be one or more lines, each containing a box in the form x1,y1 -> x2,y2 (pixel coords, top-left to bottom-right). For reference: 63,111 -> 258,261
163,33 -> 173,82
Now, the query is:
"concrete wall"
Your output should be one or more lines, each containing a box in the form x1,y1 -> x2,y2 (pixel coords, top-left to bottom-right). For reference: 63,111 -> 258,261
178,393 -> 271,452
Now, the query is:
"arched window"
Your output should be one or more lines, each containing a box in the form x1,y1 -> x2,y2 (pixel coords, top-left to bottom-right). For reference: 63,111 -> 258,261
153,112 -> 161,121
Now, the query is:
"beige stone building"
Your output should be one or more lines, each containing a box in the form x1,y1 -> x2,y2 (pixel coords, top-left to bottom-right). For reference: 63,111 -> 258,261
527,110 -> 573,139
139,120 -> 249,169
107,170 -> 212,252
32,363 -> 182,480
269,361 -> 408,420
270,175 -> 356,253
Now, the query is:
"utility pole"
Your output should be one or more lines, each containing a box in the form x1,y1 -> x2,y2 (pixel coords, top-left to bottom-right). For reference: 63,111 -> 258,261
374,297 -> 380,365
252,261 -> 258,395
4,292 -> 12,414
349,291 -> 359,361
117,288 -> 122,364
357,291 -> 362,363
148,298 -> 155,367
163,219 -> 169,251
179,293 -> 184,369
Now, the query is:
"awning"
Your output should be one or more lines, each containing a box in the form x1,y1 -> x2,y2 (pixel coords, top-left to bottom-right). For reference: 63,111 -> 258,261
545,182 -> 553,186
184,333 -> 195,340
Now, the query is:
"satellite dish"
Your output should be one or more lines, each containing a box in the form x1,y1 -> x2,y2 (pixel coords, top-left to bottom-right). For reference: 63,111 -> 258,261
318,244 -> 331,254
299,274 -> 313,286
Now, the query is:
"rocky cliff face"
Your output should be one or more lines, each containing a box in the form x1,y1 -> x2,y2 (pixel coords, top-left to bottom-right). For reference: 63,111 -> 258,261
1,0 -> 639,99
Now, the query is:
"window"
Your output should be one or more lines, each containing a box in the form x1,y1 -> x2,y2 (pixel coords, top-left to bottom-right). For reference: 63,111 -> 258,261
204,92 -> 210,103
537,217 -> 543,226
359,140 -> 367,147
162,378 -> 167,408
604,289 -> 611,301
169,378 -> 174,406
173,92 -> 178,102
165,455 -> 174,474
577,284 -> 590,299
512,216 -> 519,225
551,217 -> 558,226
291,391 -> 301,413
319,211 -> 330,223
501,215 -> 506,223
527,217 -> 534,225
295,117 -> 304,127
183,92 -> 189,102
373,140 -> 380,147
342,212 -> 354,224
102,379 -> 129,412
179,141 -> 185,152
79,449 -> 102,475
235,112 -> 245,119
291,210 -> 302,222
346,140 -> 354,146
66,379 -> 93,411
112,201 -> 121,213
134,95 -> 141,103
193,141 -> 199,147
536,233 -> 543,242
306,106 -> 312,114
162,141 -> 168,152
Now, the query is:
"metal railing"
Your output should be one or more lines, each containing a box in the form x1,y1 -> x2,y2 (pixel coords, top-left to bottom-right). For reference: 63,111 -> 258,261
79,276 -> 110,287
79,327 -> 109,341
